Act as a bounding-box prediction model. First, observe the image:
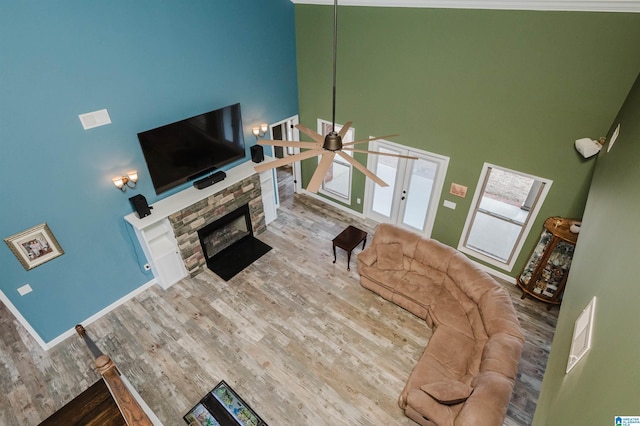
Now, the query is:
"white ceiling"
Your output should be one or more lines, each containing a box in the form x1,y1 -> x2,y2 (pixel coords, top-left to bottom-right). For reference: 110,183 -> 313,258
291,0 -> 640,13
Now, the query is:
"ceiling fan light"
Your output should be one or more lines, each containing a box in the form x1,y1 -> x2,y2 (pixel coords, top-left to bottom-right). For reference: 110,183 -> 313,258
323,132 -> 342,151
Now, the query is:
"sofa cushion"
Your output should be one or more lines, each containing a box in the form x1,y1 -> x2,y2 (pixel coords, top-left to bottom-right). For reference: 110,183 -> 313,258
420,380 -> 474,405
371,223 -> 422,259
409,259 -> 446,285
427,289 -> 474,339
422,325 -> 476,380
377,243 -> 404,270
358,264 -> 407,292
358,245 -> 378,267
413,238 -> 457,273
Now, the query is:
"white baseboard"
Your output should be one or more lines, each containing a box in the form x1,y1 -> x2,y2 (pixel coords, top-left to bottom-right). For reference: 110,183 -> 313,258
0,289 -> 48,350
1,278 -> 157,351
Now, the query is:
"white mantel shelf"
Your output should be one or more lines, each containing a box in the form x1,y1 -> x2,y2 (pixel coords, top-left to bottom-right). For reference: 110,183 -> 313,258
125,159 -> 269,230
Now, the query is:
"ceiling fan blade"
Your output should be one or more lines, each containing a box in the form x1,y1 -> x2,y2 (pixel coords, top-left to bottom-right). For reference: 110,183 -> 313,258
337,151 -> 388,187
337,121 -> 353,138
307,152 -> 336,193
342,134 -> 400,147
258,139 -> 319,150
253,149 -> 321,173
342,147 -> 419,160
295,123 -> 324,144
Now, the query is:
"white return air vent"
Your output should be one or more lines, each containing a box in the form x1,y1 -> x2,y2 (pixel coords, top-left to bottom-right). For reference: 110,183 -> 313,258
79,108 -> 111,130
566,296 -> 597,373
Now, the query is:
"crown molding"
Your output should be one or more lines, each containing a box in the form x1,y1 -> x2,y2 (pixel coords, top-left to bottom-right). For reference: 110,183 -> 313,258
291,0 -> 640,13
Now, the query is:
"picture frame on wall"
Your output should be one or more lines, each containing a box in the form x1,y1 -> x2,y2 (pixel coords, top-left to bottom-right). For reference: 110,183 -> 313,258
4,223 -> 64,270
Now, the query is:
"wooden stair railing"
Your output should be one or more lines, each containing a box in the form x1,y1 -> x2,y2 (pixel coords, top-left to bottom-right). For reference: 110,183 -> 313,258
76,324 -> 153,426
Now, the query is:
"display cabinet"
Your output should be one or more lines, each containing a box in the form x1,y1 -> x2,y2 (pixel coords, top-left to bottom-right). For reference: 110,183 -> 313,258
517,216 -> 579,307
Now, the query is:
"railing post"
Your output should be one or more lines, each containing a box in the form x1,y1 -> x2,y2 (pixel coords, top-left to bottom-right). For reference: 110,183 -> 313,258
76,324 -> 154,426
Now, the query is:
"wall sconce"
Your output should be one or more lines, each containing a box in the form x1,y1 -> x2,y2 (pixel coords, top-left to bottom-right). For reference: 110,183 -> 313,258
575,137 -> 605,159
112,170 -> 138,192
252,123 -> 269,139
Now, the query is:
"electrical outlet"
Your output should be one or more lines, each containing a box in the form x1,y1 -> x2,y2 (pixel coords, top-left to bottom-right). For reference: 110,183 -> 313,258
143,263 -> 151,271
357,198 -> 361,204
18,284 -> 33,296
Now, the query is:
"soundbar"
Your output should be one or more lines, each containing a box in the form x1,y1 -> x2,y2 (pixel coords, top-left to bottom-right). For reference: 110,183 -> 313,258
193,171 -> 227,189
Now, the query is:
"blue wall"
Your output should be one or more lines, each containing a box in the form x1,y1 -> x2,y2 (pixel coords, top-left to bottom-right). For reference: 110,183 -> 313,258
0,0 -> 298,343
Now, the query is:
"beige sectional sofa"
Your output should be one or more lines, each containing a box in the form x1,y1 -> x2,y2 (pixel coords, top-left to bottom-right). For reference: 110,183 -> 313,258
357,223 -> 524,426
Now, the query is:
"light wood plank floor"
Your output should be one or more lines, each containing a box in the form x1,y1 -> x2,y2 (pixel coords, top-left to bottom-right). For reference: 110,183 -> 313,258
0,174 -> 557,425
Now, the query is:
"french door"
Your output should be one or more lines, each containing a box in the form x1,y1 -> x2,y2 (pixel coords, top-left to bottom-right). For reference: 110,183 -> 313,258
365,140 -> 449,236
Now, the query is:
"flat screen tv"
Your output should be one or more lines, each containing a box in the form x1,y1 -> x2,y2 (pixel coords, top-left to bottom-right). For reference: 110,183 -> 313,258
138,103 -> 246,195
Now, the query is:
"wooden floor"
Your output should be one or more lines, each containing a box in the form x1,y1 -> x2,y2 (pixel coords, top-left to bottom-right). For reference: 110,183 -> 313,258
0,169 -> 557,426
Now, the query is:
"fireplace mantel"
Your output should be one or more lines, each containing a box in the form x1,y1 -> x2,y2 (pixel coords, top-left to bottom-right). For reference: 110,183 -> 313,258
124,159 -> 276,288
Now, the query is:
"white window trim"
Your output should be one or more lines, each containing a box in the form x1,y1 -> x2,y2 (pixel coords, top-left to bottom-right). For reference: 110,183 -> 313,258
457,163 -> 553,272
316,119 -> 353,204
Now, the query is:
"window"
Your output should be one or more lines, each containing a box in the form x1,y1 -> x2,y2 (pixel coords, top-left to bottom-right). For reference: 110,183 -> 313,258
317,119 -> 354,202
458,164 -> 552,271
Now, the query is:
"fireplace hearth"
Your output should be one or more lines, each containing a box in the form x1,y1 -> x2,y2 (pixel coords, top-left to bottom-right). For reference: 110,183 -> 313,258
197,204 -> 271,281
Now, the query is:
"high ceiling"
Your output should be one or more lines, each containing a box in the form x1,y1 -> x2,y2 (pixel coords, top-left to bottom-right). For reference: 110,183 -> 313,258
291,0 -> 640,13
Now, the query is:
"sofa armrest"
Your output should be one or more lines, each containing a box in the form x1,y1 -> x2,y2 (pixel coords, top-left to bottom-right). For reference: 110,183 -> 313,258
357,246 -> 377,266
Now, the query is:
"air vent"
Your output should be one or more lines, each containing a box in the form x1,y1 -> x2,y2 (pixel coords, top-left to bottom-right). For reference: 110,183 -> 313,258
79,108 -> 111,130
566,296 -> 597,373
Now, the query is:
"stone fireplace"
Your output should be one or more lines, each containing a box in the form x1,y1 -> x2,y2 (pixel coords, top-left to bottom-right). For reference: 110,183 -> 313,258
168,173 -> 267,278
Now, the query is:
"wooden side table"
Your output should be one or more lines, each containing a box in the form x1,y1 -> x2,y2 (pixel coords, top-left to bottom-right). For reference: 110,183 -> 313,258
332,225 -> 367,270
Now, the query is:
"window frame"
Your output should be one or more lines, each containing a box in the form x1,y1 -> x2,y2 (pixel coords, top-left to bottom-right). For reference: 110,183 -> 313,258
457,163 -> 552,272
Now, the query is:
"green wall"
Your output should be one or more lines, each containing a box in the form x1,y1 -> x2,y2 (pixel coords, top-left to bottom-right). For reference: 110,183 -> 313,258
533,73 -> 640,424
295,5 -> 640,276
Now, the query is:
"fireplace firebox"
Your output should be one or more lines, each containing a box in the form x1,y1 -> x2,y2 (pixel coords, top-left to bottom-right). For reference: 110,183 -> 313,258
197,204 -> 271,281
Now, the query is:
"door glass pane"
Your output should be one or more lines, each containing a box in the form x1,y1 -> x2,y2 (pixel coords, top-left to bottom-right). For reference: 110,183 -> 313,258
401,158 -> 438,230
371,149 -> 399,218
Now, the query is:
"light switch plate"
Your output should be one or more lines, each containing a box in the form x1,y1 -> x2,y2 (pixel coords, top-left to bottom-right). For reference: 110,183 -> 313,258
443,200 -> 456,209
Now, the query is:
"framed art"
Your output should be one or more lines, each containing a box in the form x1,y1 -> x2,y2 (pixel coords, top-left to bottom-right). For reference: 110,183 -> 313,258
4,223 -> 64,270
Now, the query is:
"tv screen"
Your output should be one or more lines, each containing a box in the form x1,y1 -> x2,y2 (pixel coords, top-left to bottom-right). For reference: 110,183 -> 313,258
138,103 -> 246,195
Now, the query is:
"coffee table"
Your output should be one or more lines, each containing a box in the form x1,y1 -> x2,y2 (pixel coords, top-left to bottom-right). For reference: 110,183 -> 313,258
332,225 -> 367,270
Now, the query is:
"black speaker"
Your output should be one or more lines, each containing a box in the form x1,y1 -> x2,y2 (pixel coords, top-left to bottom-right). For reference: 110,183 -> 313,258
251,145 -> 264,163
193,170 -> 226,189
129,194 -> 152,218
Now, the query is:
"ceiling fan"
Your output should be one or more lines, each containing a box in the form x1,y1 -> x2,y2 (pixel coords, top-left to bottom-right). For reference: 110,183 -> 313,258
253,0 -> 417,193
